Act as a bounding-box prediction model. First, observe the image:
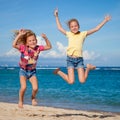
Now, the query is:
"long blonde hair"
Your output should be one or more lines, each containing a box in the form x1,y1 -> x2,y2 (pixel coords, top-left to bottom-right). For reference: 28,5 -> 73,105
13,29 -> 36,45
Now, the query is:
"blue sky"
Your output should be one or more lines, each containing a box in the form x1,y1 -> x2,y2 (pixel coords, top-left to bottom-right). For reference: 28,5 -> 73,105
0,0 -> 120,67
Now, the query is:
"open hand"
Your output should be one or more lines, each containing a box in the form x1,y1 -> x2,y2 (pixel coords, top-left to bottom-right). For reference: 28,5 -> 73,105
104,15 -> 111,22
41,33 -> 48,40
18,29 -> 27,36
54,8 -> 58,17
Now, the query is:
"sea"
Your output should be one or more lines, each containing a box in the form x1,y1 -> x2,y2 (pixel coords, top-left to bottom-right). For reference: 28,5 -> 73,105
0,66 -> 120,113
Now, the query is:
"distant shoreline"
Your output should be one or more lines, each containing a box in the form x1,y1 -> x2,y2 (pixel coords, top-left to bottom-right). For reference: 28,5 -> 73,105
0,66 -> 120,68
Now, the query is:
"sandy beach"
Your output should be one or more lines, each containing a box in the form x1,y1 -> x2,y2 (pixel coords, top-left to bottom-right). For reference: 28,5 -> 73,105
0,102 -> 119,120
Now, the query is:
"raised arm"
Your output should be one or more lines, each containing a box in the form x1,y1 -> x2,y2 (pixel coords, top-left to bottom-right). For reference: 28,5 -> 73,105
12,29 -> 26,49
87,15 -> 111,36
41,33 -> 52,50
54,8 -> 66,35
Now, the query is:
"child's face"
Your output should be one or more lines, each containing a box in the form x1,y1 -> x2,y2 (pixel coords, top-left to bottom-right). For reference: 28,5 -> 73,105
26,35 -> 37,48
69,21 -> 79,34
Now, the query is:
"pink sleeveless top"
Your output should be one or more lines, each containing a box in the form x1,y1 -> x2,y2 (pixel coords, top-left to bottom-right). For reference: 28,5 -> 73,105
19,45 -> 44,70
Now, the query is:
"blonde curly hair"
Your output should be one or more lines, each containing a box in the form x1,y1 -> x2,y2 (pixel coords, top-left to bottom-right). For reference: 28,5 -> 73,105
13,29 -> 36,45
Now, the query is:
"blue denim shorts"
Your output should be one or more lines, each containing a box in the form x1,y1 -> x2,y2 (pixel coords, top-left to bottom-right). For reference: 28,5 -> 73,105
19,68 -> 36,79
67,56 -> 84,69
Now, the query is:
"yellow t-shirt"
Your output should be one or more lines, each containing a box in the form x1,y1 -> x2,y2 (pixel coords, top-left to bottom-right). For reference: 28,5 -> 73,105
66,31 -> 87,57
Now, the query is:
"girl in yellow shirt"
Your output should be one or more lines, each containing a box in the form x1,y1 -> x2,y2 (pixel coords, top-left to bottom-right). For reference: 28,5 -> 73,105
54,8 -> 111,84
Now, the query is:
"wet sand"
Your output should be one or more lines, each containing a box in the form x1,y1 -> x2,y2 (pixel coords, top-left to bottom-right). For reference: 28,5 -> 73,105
0,102 -> 119,120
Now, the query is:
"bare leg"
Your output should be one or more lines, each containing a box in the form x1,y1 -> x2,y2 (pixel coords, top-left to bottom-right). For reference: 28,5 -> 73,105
29,76 -> 38,106
18,76 -> 27,108
54,68 -> 75,84
78,64 -> 96,83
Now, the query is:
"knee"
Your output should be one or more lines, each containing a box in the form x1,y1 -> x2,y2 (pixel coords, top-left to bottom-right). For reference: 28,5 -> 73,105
33,87 -> 38,92
20,86 -> 26,92
79,78 -> 86,84
68,80 -> 74,84
80,81 -> 85,84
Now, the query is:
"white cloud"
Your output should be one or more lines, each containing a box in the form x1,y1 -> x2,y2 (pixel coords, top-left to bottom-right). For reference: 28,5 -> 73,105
40,42 -> 101,60
36,36 -> 67,58
3,40 -> 100,60
56,42 -> 66,53
40,41 -> 67,58
83,50 -> 100,60
37,35 -> 45,45
5,48 -> 20,56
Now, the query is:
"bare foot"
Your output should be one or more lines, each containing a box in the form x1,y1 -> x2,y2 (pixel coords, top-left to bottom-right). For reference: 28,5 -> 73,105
18,101 -> 23,108
32,99 -> 38,106
87,64 -> 96,70
53,68 -> 60,74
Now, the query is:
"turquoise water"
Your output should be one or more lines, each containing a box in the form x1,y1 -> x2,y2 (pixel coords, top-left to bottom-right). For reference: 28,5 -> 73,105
0,66 -> 120,112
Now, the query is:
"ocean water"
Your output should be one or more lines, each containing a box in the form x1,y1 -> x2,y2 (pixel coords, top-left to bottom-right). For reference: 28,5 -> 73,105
0,66 -> 120,113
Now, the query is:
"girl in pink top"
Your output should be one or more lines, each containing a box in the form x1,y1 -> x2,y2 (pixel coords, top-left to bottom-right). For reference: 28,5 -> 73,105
13,29 -> 52,108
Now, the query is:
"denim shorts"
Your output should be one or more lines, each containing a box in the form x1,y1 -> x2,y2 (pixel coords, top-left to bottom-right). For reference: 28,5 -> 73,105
19,68 -> 36,79
67,56 -> 84,69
